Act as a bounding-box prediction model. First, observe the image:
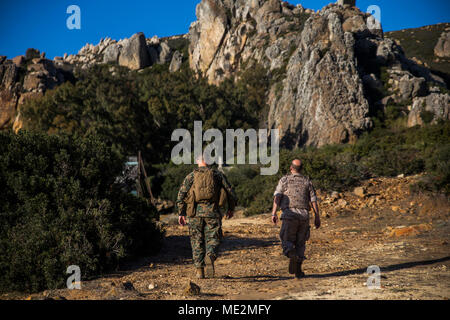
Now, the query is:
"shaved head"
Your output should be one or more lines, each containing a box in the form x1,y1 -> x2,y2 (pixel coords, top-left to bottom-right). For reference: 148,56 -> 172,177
290,159 -> 302,173
196,154 -> 207,167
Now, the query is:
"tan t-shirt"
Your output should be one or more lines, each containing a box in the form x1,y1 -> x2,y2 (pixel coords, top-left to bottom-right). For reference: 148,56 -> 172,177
274,173 -> 317,220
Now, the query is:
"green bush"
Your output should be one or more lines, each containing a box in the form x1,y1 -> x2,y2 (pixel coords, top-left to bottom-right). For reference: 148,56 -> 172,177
420,110 -> 435,124
157,163 -> 196,202
412,144 -> 450,194
21,62 -> 266,167
0,131 -> 163,293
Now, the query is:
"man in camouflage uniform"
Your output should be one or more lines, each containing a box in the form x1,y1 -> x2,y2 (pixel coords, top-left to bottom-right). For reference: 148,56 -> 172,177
177,156 -> 236,279
271,159 -> 321,278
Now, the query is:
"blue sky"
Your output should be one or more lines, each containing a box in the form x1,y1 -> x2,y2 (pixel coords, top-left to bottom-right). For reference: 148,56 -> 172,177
0,0 -> 449,60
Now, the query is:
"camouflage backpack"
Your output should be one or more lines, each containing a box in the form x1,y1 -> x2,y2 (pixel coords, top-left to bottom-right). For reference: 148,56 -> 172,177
185,186 -> 196,217
193,168 -> 220,203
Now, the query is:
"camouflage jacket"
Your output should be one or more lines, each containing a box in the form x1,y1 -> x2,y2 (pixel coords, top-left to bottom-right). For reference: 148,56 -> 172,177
176,167 -> 237,218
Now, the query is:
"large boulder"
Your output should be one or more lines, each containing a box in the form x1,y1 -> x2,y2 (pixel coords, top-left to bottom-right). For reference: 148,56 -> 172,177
408,93 -> 450,127
434,32 -> 450,58
186,0 -> 450,148
169,51 -> 183,72
103,43 -> 120,64
398,75 -> 427,100
158,42 -> 172,64
118,32 -> 151,70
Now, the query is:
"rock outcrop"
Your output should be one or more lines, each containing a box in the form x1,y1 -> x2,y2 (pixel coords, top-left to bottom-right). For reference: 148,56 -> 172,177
169,51 -> 184,72
408,93 -> 450,127
187,0 -> 449,147
434,32 -> 450,58
58,33 -> 186,71
188,1 -> 375,146
118,32 -> 151,70
0,33 -> 188,130
0,50 -> 67,130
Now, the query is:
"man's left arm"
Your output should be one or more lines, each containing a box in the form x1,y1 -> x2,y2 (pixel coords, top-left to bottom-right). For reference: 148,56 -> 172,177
176,173 -> 194,226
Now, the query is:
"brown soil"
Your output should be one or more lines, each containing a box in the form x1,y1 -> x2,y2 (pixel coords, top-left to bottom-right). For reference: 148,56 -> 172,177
2,175 -> 449,300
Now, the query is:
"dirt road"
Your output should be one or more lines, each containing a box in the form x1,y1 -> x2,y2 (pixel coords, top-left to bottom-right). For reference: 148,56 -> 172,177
3,176 -> 449,300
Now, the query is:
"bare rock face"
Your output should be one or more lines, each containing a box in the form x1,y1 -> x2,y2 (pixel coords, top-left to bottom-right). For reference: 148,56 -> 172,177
187,0 -> 377,147
434,32 -> 450,58
60,33 -> 185,71
268,7 -> 372,147
408,93 -> 450,127
0,87 -> 19,129
158,42 -> 173,64
188,0 -> 377,147
103,43 -> 120,64
0,50 -> 66,131
0,61 -> 20,129
188,0 -> 449,147
189,0 -> 228,75
169,51 -> 183,72
118,32 -> 151,70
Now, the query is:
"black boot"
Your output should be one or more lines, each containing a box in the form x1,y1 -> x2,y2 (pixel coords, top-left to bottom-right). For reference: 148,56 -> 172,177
295,260 -> 305,279
288,251 -> 298,275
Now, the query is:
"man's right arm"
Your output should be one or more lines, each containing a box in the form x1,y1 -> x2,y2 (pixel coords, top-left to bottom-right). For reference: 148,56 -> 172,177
271,177 -> 286,224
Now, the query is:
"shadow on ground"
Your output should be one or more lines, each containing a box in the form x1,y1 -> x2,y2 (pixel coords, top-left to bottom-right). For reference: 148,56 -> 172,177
220,236 -> 278,252
118,235 -> 278,273
305,256 -> 450,279
222,275 -> 292,282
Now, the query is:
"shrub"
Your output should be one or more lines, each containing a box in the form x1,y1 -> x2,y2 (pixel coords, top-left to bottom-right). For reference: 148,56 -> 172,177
420,110 -> 435,124
0,131 -> 163,293
158,163 -> 196,202
413,144 -> 450,194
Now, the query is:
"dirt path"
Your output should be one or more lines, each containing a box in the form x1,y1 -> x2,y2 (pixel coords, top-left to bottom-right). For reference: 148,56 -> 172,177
3,176 -> 450,300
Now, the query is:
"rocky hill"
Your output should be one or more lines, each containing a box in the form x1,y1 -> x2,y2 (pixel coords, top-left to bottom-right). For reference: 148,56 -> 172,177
0,33 -> 188,132
385,23 -> 450,84
1,0 -> 449,149
187,0 -> 449,147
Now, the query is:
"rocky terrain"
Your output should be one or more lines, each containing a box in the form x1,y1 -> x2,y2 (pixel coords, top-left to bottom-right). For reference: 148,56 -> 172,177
2,174 -> 448,300
1,0 -> 449,149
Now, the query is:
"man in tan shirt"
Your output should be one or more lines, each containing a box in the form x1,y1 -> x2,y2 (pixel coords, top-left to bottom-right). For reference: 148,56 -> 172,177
271,159 -> 321,278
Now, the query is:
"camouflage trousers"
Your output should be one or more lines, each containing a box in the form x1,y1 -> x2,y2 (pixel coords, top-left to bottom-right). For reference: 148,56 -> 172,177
279,216 -> 311,261
188,217 -> 222,268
